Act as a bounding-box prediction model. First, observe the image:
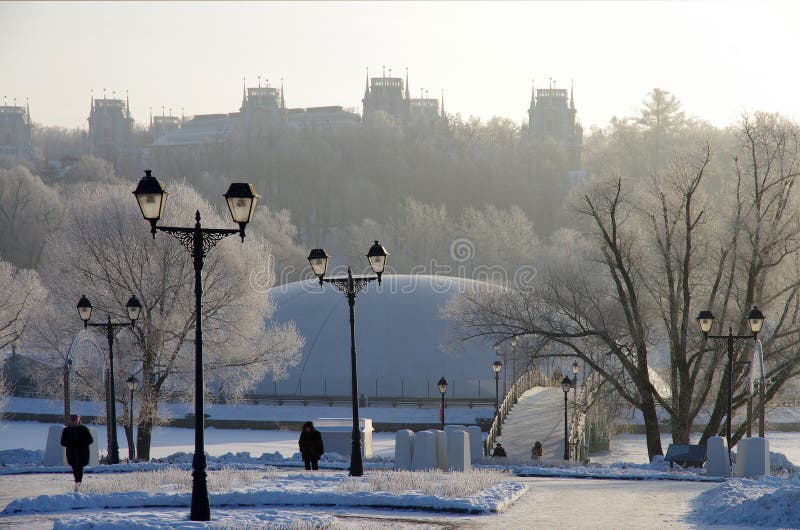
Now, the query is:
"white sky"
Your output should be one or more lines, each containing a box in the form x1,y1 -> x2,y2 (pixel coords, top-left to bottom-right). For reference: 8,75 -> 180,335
1,1 -> 798,130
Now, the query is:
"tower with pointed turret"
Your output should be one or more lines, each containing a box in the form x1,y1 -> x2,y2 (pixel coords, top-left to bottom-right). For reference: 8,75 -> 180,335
0,98 -> 33,160
362,67 -> 447,128
88,90 -> 134,164
527,79 -> 583,170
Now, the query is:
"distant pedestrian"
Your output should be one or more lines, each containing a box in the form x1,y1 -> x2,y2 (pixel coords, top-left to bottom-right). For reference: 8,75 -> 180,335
492,442 -> 507,458
61,414 -> 93,487
532,441 -> 543,461
298,421 -> 324,470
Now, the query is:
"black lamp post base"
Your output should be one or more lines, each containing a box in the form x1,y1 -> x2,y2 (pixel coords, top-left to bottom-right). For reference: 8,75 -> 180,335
349,429 -> 364,477
190,462 -> 210,521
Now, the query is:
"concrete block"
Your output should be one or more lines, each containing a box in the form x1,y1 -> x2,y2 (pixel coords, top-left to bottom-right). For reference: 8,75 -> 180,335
395,430 -> 414,470
735,437 -> 770,478
44,425 -> 99,467
705,436 -> 730,477
446,429 -> 471,472
411,431 -> 438,470
466,426 -> 482,462
433,430 -> 448,470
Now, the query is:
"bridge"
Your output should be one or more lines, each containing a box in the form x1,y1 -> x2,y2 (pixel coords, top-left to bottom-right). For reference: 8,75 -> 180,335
485,370 -> 605,461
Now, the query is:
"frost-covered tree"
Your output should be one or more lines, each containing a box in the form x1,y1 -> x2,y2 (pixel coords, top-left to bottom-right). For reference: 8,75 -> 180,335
0,259 -> 46,351
0,166 -> 64,268
35,181 -> 303,459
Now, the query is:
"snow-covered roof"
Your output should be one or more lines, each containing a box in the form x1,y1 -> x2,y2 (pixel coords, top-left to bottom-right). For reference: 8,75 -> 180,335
260,275 -> 496,398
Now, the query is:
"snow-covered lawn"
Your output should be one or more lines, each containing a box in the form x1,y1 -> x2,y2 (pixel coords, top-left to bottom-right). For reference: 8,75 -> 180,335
2,468 -> 527,517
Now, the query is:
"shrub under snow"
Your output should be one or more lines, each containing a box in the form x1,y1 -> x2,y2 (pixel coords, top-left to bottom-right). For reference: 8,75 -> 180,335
80,466 -> 273,495
339,468 -> 505,497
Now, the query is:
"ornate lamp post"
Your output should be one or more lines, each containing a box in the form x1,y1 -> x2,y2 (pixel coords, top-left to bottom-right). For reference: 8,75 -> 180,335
133,170 -> 259,521
571,360 -> 580,460
307,241 -> 389,477
494,344 -> 507,397
438,377 -> 448,430
510,337 -> 518,385
63,357 -> 73,426
126,375 -> 138,460
76,294 -> 141,465
492,360 -> 502,413
561,375 -> 572,460
696,306 -> 764,462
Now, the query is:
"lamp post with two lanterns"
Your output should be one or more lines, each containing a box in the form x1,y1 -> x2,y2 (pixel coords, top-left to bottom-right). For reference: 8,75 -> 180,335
306,241 -> 389,478
696,306 -> 765,462
75,294 -> 142,465
133,169 -> 260,521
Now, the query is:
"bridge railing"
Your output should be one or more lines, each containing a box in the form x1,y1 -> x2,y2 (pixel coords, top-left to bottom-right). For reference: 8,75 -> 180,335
568,371 -> 602,461
484,369 -> 551,455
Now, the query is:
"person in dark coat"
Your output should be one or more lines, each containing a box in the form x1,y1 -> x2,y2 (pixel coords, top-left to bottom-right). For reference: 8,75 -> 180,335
298,421 -> 324,470
61,414 -> 93,484
492,442 -> 507,458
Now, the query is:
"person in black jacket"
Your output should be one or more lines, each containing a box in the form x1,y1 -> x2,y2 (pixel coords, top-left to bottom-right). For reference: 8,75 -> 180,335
61,414 -> 93,485
492,442 -> 507,458
298,421 -> 324,470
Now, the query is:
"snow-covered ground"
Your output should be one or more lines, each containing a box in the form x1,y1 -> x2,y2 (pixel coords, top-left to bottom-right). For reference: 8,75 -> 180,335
0,421 -> 397,460
592,431 -> 800,466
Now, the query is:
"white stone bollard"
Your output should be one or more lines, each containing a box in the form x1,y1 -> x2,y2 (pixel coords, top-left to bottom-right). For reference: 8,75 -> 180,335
411,431 -> 438,470
705,436 -> 730,477
433,430 -> 448,470
466,426 -> 482,462
395,430 -> 415,471
735,437 -> 770,478
44,425 -> 99,467
446,429 -> 471,472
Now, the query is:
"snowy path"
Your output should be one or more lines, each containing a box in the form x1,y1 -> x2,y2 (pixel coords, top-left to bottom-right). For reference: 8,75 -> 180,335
0,474 -> 734,529
495,387 -> 566,460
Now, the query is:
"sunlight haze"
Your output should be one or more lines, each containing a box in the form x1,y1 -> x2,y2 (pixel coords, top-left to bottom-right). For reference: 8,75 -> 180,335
1,1 -> 797,130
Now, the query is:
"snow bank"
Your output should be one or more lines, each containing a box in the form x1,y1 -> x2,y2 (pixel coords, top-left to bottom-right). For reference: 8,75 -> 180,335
689,475 -> 800,527
0,448 -> 44,467
3,472 -> 527,516
52,508 -> 333,529
509,457 -> 723,482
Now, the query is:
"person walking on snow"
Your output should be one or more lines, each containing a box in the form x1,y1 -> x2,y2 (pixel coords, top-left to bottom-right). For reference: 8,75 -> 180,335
298,421 -> 324,470
492,442 -> 507,457
61,414 -> 93,486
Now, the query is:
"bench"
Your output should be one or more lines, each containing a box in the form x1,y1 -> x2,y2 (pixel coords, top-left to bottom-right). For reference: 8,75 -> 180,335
664,444 -> 706,469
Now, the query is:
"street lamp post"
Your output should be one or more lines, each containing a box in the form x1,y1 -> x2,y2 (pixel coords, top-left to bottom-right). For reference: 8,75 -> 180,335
133,170 -> 259,521
126,375 -> 138,460
696,306 -> 765,462
571,360 -> 580,461
438,377 -> 448,430
76,294 -> 141,465
510,337 -> 518,387
561,376 -> 572,460
307,241 -> 389,478
494,344 -> 507,398
492,361 -> 502,412
63,357 -> 73,426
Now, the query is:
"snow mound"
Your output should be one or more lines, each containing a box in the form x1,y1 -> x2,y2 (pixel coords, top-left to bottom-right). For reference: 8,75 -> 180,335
0,448 -> 44,467
689,476 -> 800,527
53,508 -> 333,529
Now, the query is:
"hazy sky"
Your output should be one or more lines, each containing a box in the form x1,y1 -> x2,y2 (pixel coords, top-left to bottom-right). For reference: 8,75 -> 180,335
1,1 -> 798,130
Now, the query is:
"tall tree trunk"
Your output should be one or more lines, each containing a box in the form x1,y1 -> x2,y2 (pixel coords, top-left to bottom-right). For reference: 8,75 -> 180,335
641,393 -> 663,460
